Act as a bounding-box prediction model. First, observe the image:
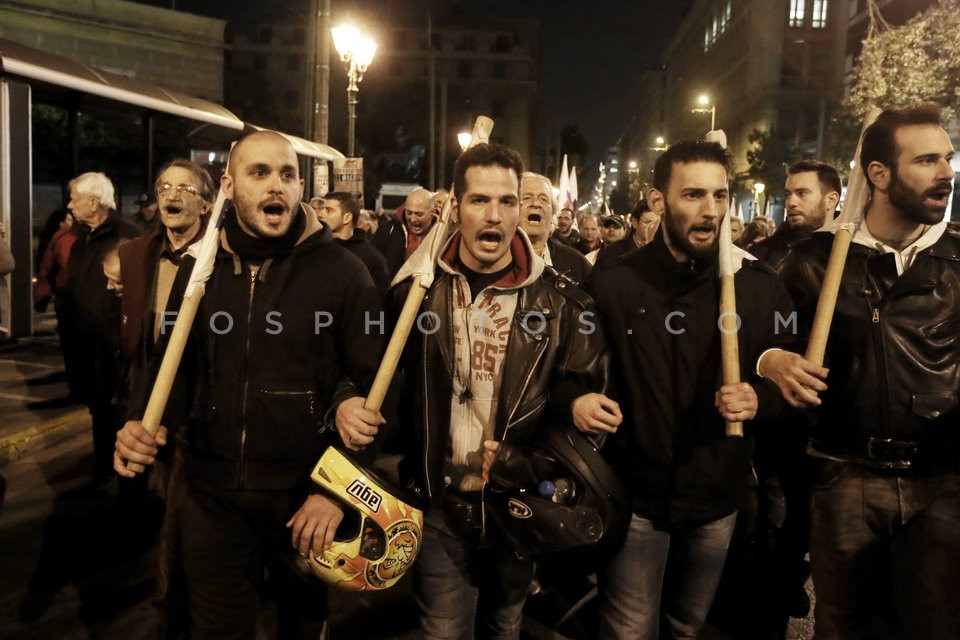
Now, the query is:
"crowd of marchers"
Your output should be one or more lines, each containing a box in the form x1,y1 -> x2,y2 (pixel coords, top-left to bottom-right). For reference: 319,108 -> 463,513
28,100 -> 958,640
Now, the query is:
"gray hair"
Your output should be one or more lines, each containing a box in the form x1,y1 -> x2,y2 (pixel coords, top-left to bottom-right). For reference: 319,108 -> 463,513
521,172 -> 558,214
69,172 -> 116,210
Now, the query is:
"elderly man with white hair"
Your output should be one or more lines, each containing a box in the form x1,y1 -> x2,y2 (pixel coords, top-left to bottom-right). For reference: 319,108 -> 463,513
63,171 -> 140,484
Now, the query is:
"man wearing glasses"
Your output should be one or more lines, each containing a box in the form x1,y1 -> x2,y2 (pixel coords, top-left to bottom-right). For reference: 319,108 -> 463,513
118,159 -> 215,404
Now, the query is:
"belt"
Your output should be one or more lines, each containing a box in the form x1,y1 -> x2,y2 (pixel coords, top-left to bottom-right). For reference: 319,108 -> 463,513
441,492 -> 485,541
810,436 -> 958,472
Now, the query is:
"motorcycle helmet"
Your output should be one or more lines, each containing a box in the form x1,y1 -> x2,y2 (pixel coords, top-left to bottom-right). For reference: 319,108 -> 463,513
484,425 -> 630,566
306,446 -> 425,591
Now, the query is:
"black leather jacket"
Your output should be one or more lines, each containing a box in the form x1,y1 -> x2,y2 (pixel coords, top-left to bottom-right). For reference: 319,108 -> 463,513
393,260 -> 611,506
782,228 -> 960,471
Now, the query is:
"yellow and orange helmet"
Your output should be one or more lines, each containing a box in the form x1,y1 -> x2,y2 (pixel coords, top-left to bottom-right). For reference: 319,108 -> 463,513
306,446 -> 424,591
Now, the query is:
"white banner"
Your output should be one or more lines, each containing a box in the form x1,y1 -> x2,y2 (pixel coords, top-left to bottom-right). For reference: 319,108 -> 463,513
333,157 -> 363,201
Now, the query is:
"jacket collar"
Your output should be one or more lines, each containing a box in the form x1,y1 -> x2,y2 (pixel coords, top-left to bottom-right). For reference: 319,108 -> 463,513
437,228 -> 544,291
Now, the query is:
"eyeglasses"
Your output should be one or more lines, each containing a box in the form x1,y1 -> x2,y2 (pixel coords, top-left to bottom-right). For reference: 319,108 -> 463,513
157,184 -> 200,197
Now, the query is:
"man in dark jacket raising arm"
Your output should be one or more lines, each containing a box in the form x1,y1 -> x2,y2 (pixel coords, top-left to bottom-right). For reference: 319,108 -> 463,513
114,131 -> 384,638
760,103 -> 960,640
590,140 -> 794,639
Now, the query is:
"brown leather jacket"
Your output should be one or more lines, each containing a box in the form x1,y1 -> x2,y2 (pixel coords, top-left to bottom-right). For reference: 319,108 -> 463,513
393,244 -> 611,506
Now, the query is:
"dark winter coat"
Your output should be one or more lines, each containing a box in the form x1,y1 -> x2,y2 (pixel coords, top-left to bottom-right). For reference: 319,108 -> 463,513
590,232 -> 794,525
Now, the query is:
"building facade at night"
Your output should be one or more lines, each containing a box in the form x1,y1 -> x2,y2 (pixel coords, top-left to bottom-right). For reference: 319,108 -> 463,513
617,0 -> 945,218
0,0 -> 226,102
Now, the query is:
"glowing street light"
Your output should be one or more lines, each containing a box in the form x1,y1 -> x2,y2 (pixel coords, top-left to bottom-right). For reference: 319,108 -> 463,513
691,94 -> 716,130
457,131 -> 472,151
753,181 -> 766,218
332,24 -> 377,156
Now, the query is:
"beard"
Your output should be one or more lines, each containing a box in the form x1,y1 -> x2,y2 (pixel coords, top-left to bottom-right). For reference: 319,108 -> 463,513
888,170 -> 952,225
233,193 -> 293,238
787,201 -> 828,230
663,201 -> 718,260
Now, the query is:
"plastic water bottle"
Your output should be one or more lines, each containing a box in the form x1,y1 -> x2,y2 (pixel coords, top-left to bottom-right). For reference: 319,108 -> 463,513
538,478 -> 575,505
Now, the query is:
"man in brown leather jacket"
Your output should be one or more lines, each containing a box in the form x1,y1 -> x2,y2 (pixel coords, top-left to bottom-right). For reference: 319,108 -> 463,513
761,102 -> 960,640
387,143 -> 621,639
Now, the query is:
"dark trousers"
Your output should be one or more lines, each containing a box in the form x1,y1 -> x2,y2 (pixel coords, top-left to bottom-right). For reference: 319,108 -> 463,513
810,461 -> 960,640
180,483 -> 328,640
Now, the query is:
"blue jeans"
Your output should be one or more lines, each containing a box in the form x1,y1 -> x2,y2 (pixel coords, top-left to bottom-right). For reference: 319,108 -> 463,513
414,507 -> 534,640
597,511 -> 736,639
810,461 -> 960,640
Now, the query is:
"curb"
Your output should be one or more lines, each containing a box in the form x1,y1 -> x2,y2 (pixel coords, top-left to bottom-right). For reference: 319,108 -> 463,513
0,408 -> 90,467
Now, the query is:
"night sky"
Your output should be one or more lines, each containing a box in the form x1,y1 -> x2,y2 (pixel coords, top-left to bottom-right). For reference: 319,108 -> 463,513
133,0 -> 686,178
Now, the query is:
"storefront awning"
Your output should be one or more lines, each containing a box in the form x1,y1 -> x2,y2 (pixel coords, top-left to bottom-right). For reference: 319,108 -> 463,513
0,37 -> 243,130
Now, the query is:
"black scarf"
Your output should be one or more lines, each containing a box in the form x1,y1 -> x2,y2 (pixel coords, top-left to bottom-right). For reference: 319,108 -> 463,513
223,205 -> 306,260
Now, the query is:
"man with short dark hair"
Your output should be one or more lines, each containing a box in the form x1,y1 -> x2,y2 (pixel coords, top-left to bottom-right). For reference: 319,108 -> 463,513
391,143 -> 620,639
318,191 -> 390,293
552,206 -> 580,246
750,159 -> 841,271
132,192 -> 160,232
519,172 -> 592,285
761,102 -> 960,640
115,131 -> 384,638
596,199 -> 661,266
590,140 -> 794,639
726,158 -> 841,638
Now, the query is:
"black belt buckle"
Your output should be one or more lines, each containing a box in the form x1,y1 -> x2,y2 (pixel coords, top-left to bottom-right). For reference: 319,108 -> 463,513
866,437 -> 920,469
443,493 -> 484,542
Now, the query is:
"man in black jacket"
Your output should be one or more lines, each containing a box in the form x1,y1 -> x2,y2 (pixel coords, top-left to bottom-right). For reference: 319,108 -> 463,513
317,190 -> 391,293
595,199 -> 661,266
390,143 -> 621,639
760,103 -> 960,640
64,171 -> 141,483
723,158 -> 839,639
750,159 -> 840,271
373,187 -> 436,277
114,131 -> 384,638
519,172 -> 592,286
590,140 -> 794,639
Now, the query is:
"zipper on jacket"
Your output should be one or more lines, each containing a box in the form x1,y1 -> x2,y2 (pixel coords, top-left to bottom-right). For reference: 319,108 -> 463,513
421,329 -> 432,499
503,337 -> 549,433
865,291 -> 891,433
238,265 -> 258,488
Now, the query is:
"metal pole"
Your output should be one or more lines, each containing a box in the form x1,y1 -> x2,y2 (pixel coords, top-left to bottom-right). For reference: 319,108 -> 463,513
438,76 -> 447,185
711,106 -> 716,131
316,0 -> 330,144
347,74 -> 358,157
428,12 -> 436,189
305,0 -> 316,140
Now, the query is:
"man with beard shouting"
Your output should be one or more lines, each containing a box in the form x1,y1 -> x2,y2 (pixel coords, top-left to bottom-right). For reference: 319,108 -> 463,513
589,140 -> 795,639
760,102 -> 960,640
115,131 -> 383,638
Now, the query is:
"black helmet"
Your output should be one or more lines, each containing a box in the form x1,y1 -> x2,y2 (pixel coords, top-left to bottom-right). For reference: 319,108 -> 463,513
483,425 -> 630,568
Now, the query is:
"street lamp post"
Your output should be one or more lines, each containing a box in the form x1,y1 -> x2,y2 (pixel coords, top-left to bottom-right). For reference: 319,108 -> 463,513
691,94 -> 716,130
332,25 -> 377,157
